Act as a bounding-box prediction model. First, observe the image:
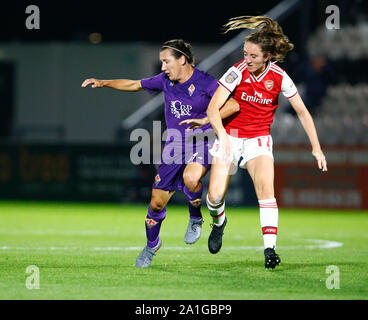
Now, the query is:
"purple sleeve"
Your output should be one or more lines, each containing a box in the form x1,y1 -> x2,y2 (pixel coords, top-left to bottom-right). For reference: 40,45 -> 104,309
207,78 -> 219,97
141,72 -> 165,94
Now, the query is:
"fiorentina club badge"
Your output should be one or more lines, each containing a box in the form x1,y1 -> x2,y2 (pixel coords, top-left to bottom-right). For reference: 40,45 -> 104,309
188,84 -> 195,96
154,174 -> 161,186
264,80 -> 274,90
190,198 -> 202,208
146,218 -> 158,229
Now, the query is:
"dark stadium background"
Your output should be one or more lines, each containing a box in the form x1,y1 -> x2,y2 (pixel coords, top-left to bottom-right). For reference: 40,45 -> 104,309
2,1 -> 361,57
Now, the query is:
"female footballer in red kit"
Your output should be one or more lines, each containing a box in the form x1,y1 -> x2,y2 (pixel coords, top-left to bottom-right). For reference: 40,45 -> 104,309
205,16 -> 328,269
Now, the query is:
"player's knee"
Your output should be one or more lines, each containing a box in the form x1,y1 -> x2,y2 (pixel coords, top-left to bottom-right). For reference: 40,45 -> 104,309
255,182 -> 274,199
183,174 -> 200,192
150,198 -> 166,212
207,192 -> 224,208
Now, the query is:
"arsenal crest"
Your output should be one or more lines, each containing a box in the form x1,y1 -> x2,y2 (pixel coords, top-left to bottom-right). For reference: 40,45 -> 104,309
264,80 -> 274,90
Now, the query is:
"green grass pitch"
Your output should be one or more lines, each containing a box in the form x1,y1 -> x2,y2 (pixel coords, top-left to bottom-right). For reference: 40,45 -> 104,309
0,201 -> 367,300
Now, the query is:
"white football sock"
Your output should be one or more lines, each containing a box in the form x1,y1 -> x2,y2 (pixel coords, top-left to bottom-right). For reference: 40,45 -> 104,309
206,194 -> 225,226
259,198 -> 278,249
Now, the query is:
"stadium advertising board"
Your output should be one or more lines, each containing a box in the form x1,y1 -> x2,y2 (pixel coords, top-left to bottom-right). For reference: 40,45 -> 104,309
0,143 -> 154,202
274,146 -> 368,209
1,143 -> 367,209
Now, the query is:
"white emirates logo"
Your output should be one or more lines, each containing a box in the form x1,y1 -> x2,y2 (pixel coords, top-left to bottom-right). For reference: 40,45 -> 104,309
254,90 -> 263,98
241,91 -> 273,104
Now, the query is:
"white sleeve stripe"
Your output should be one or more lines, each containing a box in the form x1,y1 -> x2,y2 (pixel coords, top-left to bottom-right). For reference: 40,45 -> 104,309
270,66 -> 284,77
270,62 -> 284,73
270,65 -> 283,72
236,60 -> 247,71
238,65 -> 247,73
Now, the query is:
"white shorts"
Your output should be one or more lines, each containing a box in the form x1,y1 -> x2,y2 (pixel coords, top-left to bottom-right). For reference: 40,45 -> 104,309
210,134 -> 274,169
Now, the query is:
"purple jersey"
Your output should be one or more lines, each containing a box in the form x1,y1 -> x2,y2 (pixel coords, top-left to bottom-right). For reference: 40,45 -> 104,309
141,68 -> 218,191
141,68 -> 218,140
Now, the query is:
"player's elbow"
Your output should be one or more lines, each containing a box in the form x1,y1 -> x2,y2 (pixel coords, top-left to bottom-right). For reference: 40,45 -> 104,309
206,103 -> 217,118
206,108 -> 212,119
296,107 -> 312,122
129,81 -> 141,92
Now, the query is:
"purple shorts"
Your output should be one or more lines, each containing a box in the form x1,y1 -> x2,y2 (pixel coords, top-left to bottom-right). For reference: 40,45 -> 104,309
152,132 -> 214,191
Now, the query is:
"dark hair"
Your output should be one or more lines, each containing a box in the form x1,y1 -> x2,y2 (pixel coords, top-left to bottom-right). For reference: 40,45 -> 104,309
223,16 -> 294,62
160,39 -> 195,66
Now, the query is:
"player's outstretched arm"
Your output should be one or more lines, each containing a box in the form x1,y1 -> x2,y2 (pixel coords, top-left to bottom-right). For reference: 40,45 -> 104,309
179,98 -> 239,129
289,93 -> 328,172
81,78 -> 144,92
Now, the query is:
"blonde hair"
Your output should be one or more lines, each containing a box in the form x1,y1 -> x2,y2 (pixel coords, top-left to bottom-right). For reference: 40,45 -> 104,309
223,16 -> 294,62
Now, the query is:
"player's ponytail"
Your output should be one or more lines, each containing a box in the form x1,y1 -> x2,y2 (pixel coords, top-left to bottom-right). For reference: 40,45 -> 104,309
223,16 -> 294,62
161,39 -> 195,66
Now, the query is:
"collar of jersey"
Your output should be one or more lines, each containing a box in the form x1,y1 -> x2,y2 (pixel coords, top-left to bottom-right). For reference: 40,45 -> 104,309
172,68 -> 197,87
249,60 -> 271,82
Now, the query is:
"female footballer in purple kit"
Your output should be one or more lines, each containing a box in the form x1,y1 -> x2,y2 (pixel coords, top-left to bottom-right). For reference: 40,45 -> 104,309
82,39 -> 239,267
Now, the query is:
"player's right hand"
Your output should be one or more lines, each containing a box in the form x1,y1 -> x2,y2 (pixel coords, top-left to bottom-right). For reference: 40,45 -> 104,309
218,130 -> 232,162
81,78 -> 104,88
179,118 -> 208,129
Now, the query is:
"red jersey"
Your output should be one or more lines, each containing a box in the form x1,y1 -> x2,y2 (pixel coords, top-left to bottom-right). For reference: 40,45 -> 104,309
218,59 -> 298,138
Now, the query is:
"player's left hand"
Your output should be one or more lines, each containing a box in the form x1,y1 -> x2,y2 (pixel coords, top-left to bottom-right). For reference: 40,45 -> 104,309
81,78 -> 104,88
312,150 -> 328,172
179,118 -> 208,129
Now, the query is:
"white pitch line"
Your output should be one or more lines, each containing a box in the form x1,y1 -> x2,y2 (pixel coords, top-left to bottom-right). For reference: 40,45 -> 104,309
0,230 -> 122,236
0,239 -> 343,252
302,239 -> 344,249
